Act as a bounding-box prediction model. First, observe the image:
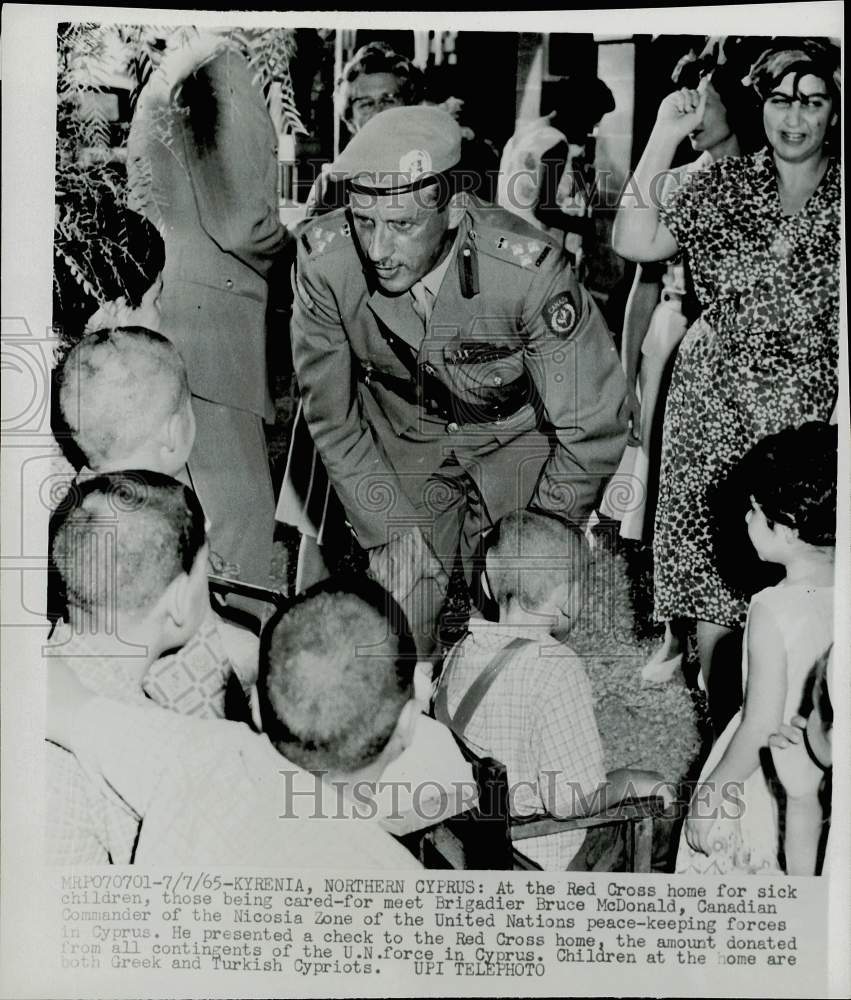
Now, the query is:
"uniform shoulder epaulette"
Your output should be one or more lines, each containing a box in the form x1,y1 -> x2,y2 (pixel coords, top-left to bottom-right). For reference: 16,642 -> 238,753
297,210 -> 353,258
472,221 -> 560,271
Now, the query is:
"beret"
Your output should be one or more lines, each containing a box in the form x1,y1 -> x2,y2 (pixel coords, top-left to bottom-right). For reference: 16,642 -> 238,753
330,106 -> 462,194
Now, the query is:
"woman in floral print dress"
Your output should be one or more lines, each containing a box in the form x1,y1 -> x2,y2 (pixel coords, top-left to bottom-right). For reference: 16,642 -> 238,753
613,39 -> 840,712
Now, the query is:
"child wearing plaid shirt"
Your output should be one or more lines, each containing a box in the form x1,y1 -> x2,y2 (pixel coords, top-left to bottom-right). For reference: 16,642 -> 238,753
434,510 -> 671,870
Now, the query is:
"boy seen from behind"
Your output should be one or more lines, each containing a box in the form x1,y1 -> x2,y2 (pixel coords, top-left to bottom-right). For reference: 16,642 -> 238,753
46,472 -> 211,863
434,510 -> 671,870
55,325 -> 257,717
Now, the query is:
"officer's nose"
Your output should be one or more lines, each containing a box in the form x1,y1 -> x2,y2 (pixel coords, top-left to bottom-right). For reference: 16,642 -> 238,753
368,222 -> 394,264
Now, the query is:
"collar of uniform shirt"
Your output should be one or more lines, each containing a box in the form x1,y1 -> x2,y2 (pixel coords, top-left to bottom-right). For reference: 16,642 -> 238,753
410,228 -> 461,322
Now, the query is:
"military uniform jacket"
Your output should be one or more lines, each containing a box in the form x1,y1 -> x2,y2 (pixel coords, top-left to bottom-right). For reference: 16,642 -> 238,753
291,200 -> 628,550
127,47 -> 288,419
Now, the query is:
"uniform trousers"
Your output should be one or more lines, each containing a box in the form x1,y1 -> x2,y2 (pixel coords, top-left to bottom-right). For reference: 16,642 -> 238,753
390,454 -> 493,657
189,396 -> 276,588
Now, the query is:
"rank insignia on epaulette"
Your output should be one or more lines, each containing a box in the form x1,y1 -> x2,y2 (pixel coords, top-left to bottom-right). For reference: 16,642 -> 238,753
310,226 -> 336,255
496,236 -> 507,249
511,242 -> 535,266
341,222 -> 351,238
534,245 -> 552,267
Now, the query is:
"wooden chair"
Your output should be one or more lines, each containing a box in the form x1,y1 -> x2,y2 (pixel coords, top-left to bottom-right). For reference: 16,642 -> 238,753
510,796 -> 669,873
413,734 -> 671,872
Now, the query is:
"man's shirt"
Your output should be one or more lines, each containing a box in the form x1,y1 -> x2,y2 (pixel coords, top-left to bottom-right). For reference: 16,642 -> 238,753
45,613 -> 258,865
66,696 -> 422,869
45,627 -> 149,864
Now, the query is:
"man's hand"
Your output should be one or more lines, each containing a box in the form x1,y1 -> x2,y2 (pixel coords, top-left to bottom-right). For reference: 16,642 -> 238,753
84,297 -> 134,334
367,527 -> 448,608
156,30 -> 233,96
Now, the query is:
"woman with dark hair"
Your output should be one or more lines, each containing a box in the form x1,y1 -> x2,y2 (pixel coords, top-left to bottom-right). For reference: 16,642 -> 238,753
609,38 -> 765,682
613,38 -> 840,714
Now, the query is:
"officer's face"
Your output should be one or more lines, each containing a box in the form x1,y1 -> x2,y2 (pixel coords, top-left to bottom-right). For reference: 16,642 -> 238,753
350,186 -> 463,295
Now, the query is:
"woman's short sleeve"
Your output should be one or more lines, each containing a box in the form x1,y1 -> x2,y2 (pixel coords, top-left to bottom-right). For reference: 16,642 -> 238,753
658,162 -> 718,252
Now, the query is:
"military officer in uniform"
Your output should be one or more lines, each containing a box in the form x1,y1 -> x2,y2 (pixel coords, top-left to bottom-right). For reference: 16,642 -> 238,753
291,106 -> 628,653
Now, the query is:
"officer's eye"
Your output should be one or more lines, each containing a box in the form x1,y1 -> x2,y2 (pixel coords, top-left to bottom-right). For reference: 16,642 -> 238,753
390,220 -> 414,232
353,215 -> 375,229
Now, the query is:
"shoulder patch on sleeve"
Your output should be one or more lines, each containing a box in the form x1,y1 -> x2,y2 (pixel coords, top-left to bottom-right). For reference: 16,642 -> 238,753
543,290 -> 579,338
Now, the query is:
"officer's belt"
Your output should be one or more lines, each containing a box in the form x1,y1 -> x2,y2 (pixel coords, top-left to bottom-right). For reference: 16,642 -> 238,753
356,361 -> 533,426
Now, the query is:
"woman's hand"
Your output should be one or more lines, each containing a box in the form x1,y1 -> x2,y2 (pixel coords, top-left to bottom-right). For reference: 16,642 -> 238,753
655,87 -> 708,142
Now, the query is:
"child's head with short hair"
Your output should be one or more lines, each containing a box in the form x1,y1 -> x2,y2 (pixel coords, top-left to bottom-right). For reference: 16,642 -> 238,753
742,422 -> 837,562
257,577 -> 417,776
57,326 -> 194,476
485,509 -> 590,632
51,471 -> 209,653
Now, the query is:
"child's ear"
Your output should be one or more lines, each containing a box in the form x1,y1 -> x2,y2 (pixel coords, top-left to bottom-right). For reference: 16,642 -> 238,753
554,580 -> 577,616
397,698 -> 419,752
384,699 -> 419,762
161,409 -> 184,455
161,570 -> 193,630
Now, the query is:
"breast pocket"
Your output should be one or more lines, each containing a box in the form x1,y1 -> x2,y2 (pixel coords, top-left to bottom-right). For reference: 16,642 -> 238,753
444,342 -> 526,399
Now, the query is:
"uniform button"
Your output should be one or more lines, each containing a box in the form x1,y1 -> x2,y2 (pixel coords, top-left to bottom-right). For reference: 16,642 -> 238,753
225,279 -> 234,289
493,375 -> 503,386
446,422 -> 460,434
